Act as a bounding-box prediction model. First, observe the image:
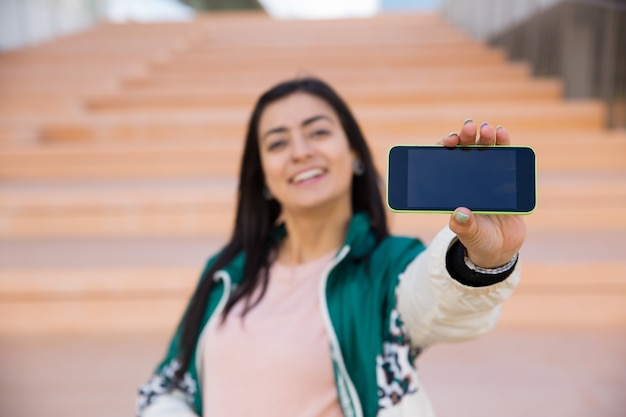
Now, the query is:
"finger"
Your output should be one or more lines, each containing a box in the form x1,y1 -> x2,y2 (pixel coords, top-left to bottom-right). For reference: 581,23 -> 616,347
458,118 -> 477,145
495,125 -> 511,145
448,207 -> 478,240
477,122 -> 496,145
438,131 -> 460,147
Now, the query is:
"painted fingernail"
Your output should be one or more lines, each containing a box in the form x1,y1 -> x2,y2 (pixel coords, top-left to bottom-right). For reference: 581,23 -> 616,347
496,125 -> 504,131
455,211 -> 470,223
480,122 -> 489,129
463,118 -> 473,125
447,131 -> 458,137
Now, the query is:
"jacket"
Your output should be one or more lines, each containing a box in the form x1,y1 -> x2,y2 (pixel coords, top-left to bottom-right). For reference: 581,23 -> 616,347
137,212 -> 520,417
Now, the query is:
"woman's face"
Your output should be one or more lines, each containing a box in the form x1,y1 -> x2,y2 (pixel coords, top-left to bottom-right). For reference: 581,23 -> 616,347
258,92 -> 356,216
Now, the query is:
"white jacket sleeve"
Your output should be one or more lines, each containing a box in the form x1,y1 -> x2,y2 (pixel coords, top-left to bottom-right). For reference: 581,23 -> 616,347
141,390 -> 199,417
396,226 -> 520,348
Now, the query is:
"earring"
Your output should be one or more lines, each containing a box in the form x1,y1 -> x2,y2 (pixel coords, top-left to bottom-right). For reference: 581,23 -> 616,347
263,186 -> 273,200
353,159 -> 365,176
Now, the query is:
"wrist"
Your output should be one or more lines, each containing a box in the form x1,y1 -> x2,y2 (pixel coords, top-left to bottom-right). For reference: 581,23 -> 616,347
445,239 -> 518,287
464,248 -> 519,270
464,251 -> 519,274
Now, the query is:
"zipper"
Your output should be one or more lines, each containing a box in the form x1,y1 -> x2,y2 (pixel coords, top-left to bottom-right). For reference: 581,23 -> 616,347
318,245 -> 364,417
195,270 -> 232,391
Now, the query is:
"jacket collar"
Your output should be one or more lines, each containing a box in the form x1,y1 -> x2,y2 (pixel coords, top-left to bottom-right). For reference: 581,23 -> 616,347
221,213 -> 377,285
342,212 -> 377,259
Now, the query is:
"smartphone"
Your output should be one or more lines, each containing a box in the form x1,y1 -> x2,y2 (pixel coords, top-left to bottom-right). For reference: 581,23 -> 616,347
386,145 -> 536,214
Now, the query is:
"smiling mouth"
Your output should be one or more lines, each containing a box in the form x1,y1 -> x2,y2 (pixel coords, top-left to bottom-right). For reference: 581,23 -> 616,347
290,168 -> 326,184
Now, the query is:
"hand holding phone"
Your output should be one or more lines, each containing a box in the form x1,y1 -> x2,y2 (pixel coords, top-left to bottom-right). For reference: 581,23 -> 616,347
388,121 -> 530,269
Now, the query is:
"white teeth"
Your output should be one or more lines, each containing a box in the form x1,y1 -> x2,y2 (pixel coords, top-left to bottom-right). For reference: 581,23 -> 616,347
292,168 -> 324,183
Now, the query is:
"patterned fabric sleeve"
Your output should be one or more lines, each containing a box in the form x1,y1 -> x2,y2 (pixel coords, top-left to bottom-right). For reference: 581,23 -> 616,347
376,308 -> 422,410
136,358 -> 197,416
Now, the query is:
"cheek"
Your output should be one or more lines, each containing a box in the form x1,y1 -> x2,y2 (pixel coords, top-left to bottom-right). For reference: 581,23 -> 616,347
330,144 -> 355,180
339,159 -> 355,187
260,153 -> 285,188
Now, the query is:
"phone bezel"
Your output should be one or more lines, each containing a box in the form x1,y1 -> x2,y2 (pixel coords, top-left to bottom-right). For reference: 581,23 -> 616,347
386,145 -> 537,215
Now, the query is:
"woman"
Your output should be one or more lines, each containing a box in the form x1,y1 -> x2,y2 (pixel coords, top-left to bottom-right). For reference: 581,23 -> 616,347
136,77 -> 524,417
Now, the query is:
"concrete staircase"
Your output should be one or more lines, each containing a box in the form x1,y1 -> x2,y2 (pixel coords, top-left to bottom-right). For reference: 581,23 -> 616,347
1,12 -> 625,334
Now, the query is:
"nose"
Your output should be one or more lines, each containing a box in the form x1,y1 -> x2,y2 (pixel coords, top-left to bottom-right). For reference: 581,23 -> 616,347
290,134 -> 313,161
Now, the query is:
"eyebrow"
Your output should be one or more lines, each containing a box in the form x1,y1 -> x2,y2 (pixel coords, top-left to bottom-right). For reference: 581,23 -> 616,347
261,114 -> 333,140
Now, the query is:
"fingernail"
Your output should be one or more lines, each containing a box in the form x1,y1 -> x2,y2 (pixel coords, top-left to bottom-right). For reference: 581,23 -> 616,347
496,125 -> 504,131
480,122 -> 489,129
463,118 -> 473,125
447,131 -> 458,137
455,211 -> 470,223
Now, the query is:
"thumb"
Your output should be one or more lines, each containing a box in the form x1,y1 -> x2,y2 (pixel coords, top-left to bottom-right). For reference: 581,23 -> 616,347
449,207 -> 478,241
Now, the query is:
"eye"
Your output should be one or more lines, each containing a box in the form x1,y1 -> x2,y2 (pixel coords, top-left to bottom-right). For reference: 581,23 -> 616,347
310,128 -> 330,138
266,138 -> 287,152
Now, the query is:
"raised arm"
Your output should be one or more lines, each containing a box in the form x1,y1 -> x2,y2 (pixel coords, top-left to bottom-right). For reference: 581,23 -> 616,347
398,120 -> 525,347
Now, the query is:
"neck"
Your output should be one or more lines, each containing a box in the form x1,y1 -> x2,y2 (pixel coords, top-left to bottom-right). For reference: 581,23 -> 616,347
278,205 -> 351,265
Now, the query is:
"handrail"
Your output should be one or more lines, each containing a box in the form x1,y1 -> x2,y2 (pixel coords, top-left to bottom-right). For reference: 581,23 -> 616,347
441,0 -> 626,129
569,0 -> 626,12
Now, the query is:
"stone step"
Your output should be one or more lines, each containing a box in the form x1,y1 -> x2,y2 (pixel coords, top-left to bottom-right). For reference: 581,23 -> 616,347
157,46 -> 508,67
1,129 -> 622,180
122,64 -> 535,89
0,100 -> 603,143
2,263 -> 624,297
0,262 -> 624,333
83,80 -> 563,112
0,65 -> 533,94
0,229 -> 622,268
0,80 -> 562,115
0,171 -> 624,238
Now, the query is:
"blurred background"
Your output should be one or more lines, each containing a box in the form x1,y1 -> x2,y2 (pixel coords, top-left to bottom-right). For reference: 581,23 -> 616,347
0,0 -> 625,416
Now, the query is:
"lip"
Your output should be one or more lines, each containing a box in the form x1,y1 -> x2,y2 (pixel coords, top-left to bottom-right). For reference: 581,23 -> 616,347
289,167 -> 327,185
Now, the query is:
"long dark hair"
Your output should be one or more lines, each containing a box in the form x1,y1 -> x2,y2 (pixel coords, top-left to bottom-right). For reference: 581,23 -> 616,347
175,77 -> 388,379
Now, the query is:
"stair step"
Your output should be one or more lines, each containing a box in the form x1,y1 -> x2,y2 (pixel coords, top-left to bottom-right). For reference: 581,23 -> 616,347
124,65 -> 535,89
1,129 -> 623,181
156,48 -> 508,68
0,171 -> 624,238
1,262 -> 624,333
1,172 -> 623,209
84,81 -> 563,111
26,101 -> 604,141
2,263 -> 623,297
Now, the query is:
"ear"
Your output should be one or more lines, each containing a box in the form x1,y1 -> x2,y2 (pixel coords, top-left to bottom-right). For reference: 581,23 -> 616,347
351,150 -> 365,176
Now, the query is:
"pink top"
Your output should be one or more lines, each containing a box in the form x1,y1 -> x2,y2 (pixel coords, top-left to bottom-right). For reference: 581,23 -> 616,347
200,251 -> 343,417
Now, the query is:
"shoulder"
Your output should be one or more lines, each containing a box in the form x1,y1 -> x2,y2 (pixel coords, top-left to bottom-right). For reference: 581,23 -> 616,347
377,235 -> 425,260
199,245 -> 246,280
363,235 -> 426,276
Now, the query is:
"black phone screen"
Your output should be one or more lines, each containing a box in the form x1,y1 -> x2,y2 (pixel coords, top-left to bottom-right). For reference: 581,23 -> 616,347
387,146 -> 536,213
